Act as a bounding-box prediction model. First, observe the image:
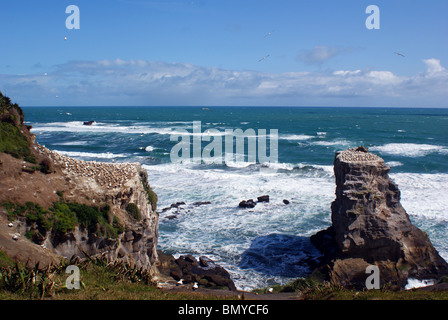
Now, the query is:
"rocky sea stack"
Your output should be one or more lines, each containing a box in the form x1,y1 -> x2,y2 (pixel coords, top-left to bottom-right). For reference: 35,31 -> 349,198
311,147 -> 448,289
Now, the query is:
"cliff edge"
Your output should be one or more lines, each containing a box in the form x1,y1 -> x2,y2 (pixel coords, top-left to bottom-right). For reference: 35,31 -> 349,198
311,147 -> 448,289
0,92 -> 159,272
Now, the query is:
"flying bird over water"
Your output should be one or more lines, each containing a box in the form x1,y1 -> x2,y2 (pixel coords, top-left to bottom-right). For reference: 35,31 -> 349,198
394,52 -> 405,57
258,54 -> 270,62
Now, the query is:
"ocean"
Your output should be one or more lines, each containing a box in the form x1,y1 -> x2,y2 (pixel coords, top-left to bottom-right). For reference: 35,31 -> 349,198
22,106 -> 448,290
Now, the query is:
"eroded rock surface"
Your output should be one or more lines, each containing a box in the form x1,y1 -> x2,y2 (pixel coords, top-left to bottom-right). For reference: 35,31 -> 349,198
311,147 -> 448,289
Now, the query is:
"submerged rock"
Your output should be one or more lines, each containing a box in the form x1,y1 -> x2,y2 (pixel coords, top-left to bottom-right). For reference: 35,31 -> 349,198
311,147 -> 448,289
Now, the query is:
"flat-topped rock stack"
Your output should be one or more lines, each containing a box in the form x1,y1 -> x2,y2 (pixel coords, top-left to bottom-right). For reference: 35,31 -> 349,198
311,146 -> 448,289
337,146 -> 383,163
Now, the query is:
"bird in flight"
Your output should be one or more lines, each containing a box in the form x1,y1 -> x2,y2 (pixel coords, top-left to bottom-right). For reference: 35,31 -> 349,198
264,30 -> 274,38
394,52 -> 405,57
258,54 -> 270,62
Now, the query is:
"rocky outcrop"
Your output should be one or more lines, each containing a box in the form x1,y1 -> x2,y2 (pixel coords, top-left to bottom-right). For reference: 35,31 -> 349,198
0,100 -> 159,273
311,147 -> 448,289
42,153 -> 159,270
156,251 -> 237,291
238,195 -> 270,208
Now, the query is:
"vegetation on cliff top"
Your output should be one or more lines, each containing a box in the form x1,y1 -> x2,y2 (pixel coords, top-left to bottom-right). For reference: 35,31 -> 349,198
0,91 -> 36,163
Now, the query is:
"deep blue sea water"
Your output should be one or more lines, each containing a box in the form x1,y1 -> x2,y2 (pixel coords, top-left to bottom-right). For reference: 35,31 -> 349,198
23,106 -> 448,290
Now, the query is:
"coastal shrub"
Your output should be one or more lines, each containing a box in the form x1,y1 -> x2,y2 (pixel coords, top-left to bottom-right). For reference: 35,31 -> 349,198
140,178 -> 158,212
0,122 -> 32,161
126,203 -> 142,221
52,203 -> 78,233
0,200 -> 122,241
24,203 -> 53,232
65,202 -> 100,233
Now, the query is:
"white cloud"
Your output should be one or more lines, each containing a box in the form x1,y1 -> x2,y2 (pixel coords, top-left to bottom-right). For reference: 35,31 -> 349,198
423,58 -> 446,75
0,58 -> 447,107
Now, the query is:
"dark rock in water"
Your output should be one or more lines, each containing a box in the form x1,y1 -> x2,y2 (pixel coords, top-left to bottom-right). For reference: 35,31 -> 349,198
257,195 -> 270,203
192,201 -> 211,206
160,201 -> 186,212
239,199 -> 256,208
171,201 -> 186,208
156,250 -> 236,290
283,199 -> 290,205
310,148 -> 448,289
83,120 -> 95,126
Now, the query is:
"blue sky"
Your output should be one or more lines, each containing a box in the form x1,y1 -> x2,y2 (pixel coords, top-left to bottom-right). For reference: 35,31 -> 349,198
0,0 -> 447,107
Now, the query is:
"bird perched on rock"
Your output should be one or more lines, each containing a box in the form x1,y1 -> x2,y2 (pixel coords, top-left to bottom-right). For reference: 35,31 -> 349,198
177,279 -> 184,286
8,222 -> 13,227
192,282 -> 199,290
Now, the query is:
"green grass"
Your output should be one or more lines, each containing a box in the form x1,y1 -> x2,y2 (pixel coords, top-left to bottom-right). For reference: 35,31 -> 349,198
0,252 -> 236,300
0,251 -> 15,269
0,122 -> 35,163
254,276 -> 448,300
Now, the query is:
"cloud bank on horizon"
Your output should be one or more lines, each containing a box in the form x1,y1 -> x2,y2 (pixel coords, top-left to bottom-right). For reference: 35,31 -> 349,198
0,0 -> 447,107
1,57 -> 447,107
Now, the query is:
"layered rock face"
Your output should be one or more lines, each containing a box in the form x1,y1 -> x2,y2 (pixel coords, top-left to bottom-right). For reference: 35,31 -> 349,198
40,148 -> 159,270
311,147 -> 448,289
2,142 -> 159,272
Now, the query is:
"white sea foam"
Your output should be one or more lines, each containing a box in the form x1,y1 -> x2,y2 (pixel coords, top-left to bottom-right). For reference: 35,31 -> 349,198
31,121 -> 265,138
386,161 -> 403,167
145,146 -> 155,152
54,150 -> 128,159
280,134 -> 314,141
405,278 -> 435,290
31,121 -> 180,135
52,141 -> 89,146
311,139 -> 352,147
390,173 -> 448,221
370,143 -> 448,157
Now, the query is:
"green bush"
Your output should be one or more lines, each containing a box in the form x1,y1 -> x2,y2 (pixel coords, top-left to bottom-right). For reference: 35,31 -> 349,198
126,203 -> 142,221
52,203 -> 78,233
1,200 -> 123,240
0,122 -> 33,161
